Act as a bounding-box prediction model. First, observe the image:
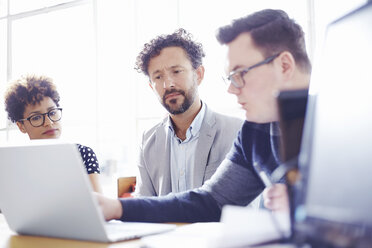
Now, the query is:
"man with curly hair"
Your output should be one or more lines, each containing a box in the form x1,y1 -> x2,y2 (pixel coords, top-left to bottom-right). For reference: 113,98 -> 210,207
133,28 -> 243,197
97,9 -> 311,223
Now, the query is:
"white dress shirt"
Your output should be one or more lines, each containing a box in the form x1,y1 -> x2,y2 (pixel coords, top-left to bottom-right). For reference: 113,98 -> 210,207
168,102 -> 206,193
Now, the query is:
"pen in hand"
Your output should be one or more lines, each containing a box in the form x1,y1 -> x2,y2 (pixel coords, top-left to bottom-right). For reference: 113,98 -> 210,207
253,162 -> 273,187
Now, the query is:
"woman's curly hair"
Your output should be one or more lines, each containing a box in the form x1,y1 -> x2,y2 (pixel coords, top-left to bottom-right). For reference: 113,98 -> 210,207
4,75 -> 60,123
135,28 -> 205,76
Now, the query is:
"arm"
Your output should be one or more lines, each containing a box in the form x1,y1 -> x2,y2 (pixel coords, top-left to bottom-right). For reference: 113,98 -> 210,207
77,144 -> 102,193
133,142 -> 156,196
89,173 -> 102,193
96,159 -> 264,223
96,122 -> 278,223
96,189 -> 220,223
95,193 -> 122,220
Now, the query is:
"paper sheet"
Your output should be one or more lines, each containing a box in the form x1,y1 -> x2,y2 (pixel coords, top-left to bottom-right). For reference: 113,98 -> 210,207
141,206 -> 291,248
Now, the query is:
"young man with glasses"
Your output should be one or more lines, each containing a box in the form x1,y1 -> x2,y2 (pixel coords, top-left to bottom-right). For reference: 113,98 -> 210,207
4,75 -> 102,193
132,28 -> 244,197
97,8 -> 311,222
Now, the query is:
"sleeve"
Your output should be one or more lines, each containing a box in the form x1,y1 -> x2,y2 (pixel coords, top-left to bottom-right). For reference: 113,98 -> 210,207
119,159 -> 263,223
133,135 -> 157,196
120,189 -> 221,223
77,144 -> 101,174
203,159 -> 264,207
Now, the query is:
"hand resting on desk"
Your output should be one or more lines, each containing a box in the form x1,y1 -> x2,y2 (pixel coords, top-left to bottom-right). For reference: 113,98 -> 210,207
95,193 -> 122,221
263,183 -> 290,213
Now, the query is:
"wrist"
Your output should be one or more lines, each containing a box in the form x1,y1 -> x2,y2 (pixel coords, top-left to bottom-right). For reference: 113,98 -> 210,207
114,199 -> 123,219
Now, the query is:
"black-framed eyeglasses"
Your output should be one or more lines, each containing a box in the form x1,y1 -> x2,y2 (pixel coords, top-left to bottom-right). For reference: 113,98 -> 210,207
18,108 -> 63,127
223,53 -> 281,89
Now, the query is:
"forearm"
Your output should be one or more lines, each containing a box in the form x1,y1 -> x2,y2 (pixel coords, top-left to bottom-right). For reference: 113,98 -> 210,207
89,173 -> 102,193
203,159 -> 264,208
119,189 -> 221,223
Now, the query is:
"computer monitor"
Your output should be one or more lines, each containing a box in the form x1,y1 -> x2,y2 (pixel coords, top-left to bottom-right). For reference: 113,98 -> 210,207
294,2 -> 372,247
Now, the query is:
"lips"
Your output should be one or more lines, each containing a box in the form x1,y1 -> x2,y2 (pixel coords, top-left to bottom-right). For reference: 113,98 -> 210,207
43,129 -> 58,135
165,92 -> 181,100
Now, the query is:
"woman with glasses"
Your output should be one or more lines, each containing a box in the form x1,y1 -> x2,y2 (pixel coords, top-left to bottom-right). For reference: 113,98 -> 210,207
4,75 -> 102,193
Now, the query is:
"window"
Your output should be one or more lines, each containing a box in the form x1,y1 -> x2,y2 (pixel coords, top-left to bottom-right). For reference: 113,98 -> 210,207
1,0 -> 319,187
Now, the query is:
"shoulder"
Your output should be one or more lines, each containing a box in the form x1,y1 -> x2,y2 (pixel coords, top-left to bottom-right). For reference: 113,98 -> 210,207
142,116 -> 168,142
240,121 -> 272,134
76,144 -> 100,173
214,111 -> 244,127
237,121 -> 275,146
203,105 -> 244,130
76,144 -> 97,156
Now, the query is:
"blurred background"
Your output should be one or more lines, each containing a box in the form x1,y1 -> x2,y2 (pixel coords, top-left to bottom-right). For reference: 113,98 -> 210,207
0,0 -> 366,195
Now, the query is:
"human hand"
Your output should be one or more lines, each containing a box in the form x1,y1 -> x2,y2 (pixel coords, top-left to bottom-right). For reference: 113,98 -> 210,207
94,193 -> 123,221
262,183 -> 289,213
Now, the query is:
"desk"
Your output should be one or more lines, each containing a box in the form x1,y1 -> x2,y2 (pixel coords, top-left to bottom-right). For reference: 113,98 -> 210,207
0,214 -> 295,248
0,214 -> 143,248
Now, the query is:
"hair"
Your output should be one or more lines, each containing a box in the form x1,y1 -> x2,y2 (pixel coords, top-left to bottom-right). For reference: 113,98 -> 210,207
216,9 -> 311,73
135,28 -> 205,76
4,75 -> 60,123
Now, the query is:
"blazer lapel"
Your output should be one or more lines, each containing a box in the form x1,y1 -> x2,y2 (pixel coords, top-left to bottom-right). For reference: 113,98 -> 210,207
192,105 -> 216,188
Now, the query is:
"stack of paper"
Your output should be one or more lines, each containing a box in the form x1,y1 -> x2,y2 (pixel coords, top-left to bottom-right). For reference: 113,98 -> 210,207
141,205 -> 291,248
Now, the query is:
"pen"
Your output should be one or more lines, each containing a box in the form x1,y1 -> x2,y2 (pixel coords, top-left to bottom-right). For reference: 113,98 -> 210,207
253,162 -> 273,187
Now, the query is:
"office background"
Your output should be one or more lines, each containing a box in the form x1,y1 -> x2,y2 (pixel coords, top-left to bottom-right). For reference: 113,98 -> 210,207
0,0 -> 365,181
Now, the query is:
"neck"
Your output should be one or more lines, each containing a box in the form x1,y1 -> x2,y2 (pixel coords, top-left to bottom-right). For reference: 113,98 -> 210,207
283,71 -> 310,91
170,99 -> 202,140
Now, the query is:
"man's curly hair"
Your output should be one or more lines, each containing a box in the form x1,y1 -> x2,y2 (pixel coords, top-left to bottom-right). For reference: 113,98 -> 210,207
135,28 -> 205,76
4,75 -> 60,123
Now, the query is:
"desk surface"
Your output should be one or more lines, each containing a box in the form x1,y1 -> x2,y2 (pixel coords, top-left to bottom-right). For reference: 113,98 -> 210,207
0,214 -> 145,248
0,214 -> 296,248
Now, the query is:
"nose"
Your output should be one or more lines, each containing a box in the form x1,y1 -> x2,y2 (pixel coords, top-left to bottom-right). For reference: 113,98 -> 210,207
227,82 -> 240,95
43,115 -> 54,126
163,73 -> 175,89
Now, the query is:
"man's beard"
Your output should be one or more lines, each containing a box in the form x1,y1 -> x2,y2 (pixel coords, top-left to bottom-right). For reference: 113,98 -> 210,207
162,84 -> 197,115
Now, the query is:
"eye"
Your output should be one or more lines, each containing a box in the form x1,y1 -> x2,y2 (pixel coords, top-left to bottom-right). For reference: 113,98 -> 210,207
153,75 -> 162,81
173,69 -> 182,74
30,115 -> 42,122
49,110 -> 57,116
239,70 -> 248,78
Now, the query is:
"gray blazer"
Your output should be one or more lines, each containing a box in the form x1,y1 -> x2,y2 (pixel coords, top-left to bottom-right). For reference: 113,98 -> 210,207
135,104 -> 244,196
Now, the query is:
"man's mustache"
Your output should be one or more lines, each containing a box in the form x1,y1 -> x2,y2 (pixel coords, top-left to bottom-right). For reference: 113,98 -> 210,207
163,89 -> 185,102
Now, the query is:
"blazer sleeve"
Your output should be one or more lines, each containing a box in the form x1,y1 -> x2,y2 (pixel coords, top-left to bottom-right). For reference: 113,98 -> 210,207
133,132 -> 157,197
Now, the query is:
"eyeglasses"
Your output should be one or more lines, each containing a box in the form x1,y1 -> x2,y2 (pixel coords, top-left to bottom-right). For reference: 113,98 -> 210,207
19,108 -> 63,127
223,53 -> 281,88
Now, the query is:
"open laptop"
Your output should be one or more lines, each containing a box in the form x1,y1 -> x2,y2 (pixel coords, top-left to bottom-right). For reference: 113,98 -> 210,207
0,141 -> 175,242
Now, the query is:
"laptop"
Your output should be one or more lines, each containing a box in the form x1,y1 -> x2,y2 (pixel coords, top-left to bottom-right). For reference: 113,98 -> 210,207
0,141 -> 175,242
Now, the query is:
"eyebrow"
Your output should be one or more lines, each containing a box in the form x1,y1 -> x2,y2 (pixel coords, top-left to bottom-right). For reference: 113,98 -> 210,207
27,106 -> 57,116
231,64 -> 245,72
150,65 -> 185,77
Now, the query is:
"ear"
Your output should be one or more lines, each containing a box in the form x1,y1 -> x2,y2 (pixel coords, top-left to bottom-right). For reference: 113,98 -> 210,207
16,121 -> 27,133
277,51 -> 295,81
195,65 -> 205,86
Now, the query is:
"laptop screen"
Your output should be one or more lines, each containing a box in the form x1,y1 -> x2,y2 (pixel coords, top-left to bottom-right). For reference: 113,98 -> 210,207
294,2 -> 372,246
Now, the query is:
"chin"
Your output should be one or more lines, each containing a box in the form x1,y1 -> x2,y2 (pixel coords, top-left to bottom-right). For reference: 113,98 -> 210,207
42,133 -> 61,139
